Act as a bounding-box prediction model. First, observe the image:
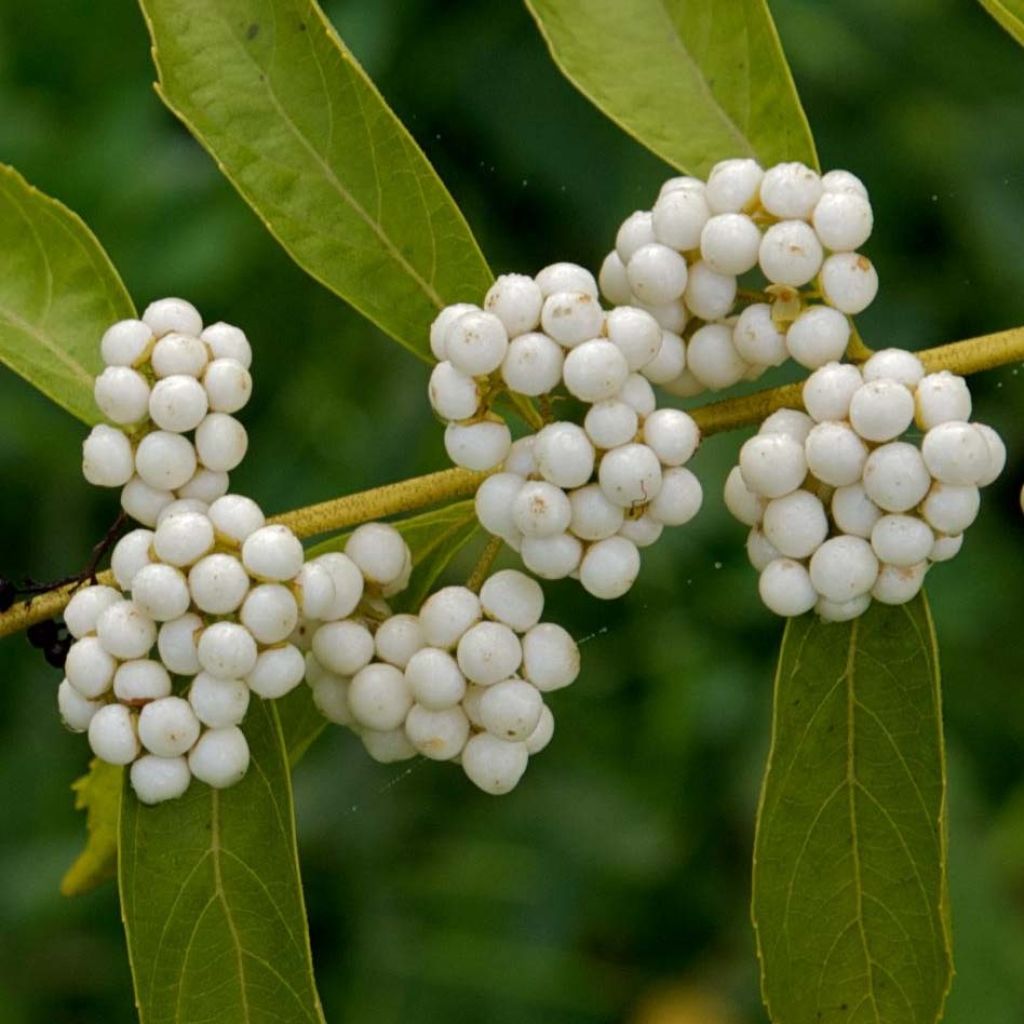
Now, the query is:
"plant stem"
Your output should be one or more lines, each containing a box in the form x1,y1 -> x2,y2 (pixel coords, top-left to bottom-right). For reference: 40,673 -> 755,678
269,467 -> 485,539
466,535 -> 503,592
689,325 -> 1024,438
1,325 -> 1020,640
0,467 -> 484,639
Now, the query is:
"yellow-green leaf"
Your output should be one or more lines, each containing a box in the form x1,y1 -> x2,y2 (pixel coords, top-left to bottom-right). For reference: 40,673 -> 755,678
119,699 -> 326,1024
137,0 -> 493,360
752,595 -> 952,1024
979,0 -> 1024,46
0,163 -> 134,423
524,0 -> 817,176
61,759 -> 123,897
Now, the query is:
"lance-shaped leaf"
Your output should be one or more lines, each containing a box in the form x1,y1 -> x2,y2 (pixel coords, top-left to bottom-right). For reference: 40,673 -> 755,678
524,0 -> 817,176
978,0 -> 1024,47
137,0 -> 492,360
752,596 -> 952,1024
119,698 -> 326,1024
0,163 -> 134,423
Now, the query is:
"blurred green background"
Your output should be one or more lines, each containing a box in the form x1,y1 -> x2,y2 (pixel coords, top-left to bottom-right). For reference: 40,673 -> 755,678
1,1 -> 1023,1021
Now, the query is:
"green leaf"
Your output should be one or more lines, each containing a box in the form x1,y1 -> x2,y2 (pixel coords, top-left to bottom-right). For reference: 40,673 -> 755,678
752,595 -> 952,1024
137,0 -> 493,360
281,501 -> 480,760
0,163 -> 135,423
978,0 -> 1024,47
119,698 -> 326,1024
524,0 -> 817,176
61,759 -> 123,896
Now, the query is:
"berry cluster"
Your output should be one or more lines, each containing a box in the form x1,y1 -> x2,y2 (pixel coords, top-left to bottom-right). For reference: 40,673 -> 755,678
82,298 -> 252,521
44,164 -> 1008,803
305,567 -> 578,794
60,299 -> 586,801
725,348 -> 1006,619
599,160 -> 877,392
64,298 -> 324,804
430,266 -> 703,598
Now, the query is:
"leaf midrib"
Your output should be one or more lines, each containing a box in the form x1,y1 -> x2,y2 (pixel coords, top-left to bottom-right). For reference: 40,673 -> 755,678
844,616 -> 884,1024
149,1 -> 446,313
656,0 -> 754,157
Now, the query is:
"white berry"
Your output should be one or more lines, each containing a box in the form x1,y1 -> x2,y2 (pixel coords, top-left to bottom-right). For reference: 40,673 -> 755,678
758,558 -> 817,617
138,696 -> 201,757
189,672 -> 249,728
96,599 -> 156,660
188,726 -> 250,788
500,333 -> 563,396
444,419 -> 512,471
682,261 -> 737,321
738,433 -> 807,499
348,663 -> 412,731
849,380 -> 914,443
535,422 -> 595,489
462,733 -> 529,795
804,421 -> 868,487
130,755 -> 191,805
820,253 -> 878,314
686,323 -> 747,390
157,613 -> 203,675
456,621 -> 523,686
142,297 -> 202,339
540,291 -> 604,349
584,400 -> 639,450
64,584 -> 123,639
513,480 -> 572,538
405,647 -> 466,709
201,322 -> 252,368
914,371 -> 972,430
374,614 -> 424,669
404,704 -> 469,760
197,621 -> 258,679
94,366 -> 150,424
418,586 -> 481,649
65,636 -> 117,698
101,319 -> 153,367
733,304 -> 787,368
88,703 -> 140,765
312,619 -> 375,676
82,425 -> 135,487
479,569 -> 544,633
700,213 -> 761,275
785,306 -> 850,369
188,553 -> 250,614
148,374 -> 209,432
194,413 -> 248,472
521,622 -> 579,691
150,332 -> 208,378
808,536 -> 879,603
579,535 -> 641,599
246,644 -> 305,699
58,679 -> 104,733
862,442 -> 931,513
758,220 -> 823,286
802,362 -> 863,423
762,490 -> 828,559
